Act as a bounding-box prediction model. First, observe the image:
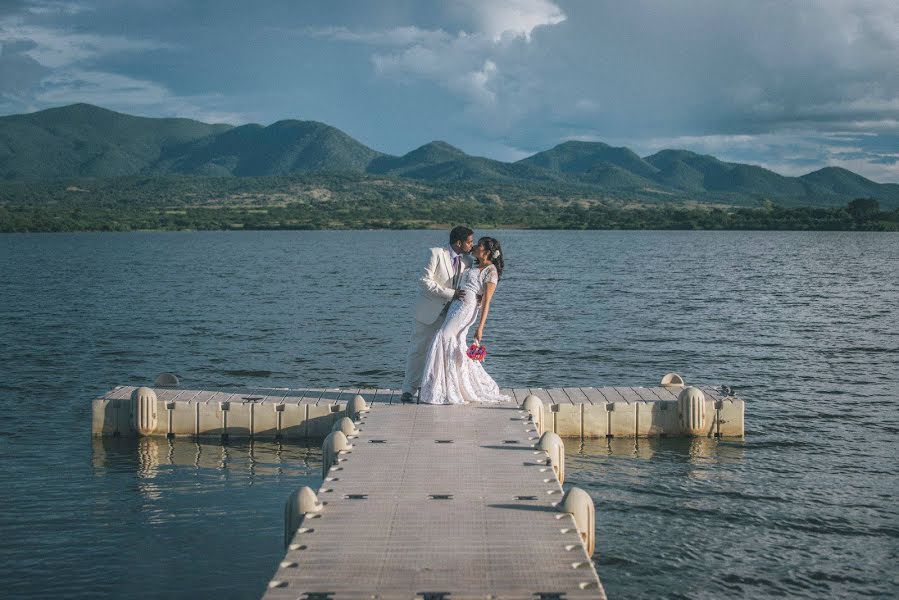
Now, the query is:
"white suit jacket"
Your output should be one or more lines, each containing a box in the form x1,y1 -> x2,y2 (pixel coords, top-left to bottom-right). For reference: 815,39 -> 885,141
413,246 -> 473,324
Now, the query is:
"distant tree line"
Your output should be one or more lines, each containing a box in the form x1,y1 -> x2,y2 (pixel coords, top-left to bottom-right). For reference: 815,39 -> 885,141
1,192 -> 896,233
1,174 -> 897,232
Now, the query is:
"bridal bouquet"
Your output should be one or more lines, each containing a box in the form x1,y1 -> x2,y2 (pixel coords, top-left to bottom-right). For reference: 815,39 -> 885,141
466,343 -> 487,361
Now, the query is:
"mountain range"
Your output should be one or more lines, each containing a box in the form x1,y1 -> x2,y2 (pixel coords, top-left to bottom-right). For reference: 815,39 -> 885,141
2,103 -> 897,207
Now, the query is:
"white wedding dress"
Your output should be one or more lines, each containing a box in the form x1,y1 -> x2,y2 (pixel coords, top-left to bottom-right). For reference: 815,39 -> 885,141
419,264 -> 512,405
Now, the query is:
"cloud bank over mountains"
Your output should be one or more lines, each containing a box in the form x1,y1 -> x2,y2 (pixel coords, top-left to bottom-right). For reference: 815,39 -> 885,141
0,0 -> 897,182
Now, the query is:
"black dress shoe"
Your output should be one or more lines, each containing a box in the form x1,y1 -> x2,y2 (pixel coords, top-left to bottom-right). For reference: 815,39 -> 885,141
400,392 -> 414,403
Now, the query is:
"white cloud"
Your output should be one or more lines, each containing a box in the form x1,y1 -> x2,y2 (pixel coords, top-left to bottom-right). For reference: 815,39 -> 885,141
25,1 -> 92,16
311,0 -> 567,123
459,59 -> 498,105
37,68 -> 168,105
371,33 -> 498,110
36,69 -> 245,123
0,19 -> 169,68
453,0 -> 566,42
0,8 -> 243,124
573,98 -> 600,113
302,25 -> 451,47
307,0 -> 566,46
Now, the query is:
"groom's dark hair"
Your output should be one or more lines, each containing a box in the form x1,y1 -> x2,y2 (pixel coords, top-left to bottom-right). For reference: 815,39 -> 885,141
449,225 -> 473,245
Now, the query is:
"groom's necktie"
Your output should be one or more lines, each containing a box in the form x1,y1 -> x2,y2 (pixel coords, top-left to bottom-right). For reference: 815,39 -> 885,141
452,255 -> 461,287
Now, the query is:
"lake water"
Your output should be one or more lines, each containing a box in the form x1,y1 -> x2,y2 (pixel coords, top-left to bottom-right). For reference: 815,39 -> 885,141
1,230 -> 897,599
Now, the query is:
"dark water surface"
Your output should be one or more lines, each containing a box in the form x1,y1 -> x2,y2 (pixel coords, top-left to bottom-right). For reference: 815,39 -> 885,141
1,230 -> 897,599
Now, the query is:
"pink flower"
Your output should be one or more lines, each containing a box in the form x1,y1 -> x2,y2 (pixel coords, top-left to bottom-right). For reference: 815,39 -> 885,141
467,343 -> 487,361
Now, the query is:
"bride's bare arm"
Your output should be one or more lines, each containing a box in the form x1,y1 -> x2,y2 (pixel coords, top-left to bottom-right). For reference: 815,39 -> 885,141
474,281 -> 496,343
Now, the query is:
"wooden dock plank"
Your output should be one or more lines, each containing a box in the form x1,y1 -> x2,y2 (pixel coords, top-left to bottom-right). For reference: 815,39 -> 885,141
564,387 -> 591,405
616,387 -> 644,403
105,386 -> 126,400
239,389 -> 267,401
697,384 -> 721,400
334,388 -> 359,405
597,386 -> 624,402
263,389 -> 291,404
580,387 -> 607,404
279,390 -> 300,404
657,386 -> 680,401
224,392 -> 244,406
545,387 -> 572,406
356,388 -> 378,405
511,389 -> 531,404
153,388 -> 176,401
185,389 -> 207,403
316,388 -> 341,405
632,387 -> 658,402
202,390 -> 225,404
527,387 -> 553,404
299,389 -> 326,405
367,389 -> 389,405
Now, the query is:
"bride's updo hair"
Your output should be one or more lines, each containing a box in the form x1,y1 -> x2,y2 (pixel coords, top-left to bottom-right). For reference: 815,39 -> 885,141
478,237 -> 504,279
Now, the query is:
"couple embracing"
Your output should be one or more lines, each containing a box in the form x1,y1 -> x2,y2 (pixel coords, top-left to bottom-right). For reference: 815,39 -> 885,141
401,226 -> 512,405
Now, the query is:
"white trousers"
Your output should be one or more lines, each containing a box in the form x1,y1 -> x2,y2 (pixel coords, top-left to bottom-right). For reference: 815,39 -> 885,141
402,309 -> 447,395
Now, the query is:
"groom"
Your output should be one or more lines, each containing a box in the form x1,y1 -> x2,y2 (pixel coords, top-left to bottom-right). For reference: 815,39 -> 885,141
400,225 -> 475,403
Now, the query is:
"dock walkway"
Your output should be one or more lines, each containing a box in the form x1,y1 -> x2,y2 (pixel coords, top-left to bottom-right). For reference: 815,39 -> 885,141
265,402 -> 605,600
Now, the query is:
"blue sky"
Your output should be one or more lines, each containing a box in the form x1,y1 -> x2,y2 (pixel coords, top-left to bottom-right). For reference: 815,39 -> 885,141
1,0 -> 897,182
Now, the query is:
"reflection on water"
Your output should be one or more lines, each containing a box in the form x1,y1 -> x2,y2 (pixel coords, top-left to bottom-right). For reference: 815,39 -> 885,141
92,437 -> 320,478
0,437 -> 325,600
578,436 -> 747,463
90,439 -> 324,537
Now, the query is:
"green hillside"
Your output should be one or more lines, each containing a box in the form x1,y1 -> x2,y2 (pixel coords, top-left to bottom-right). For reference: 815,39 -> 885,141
520,140 -> 660,180
154,119 -> 384,176
396,155 -> 561,184
367,141 -> 467,175
703,163 -> 807,197
0,103 -> 896,208
368,141 -> 562,184
800,167 -> 899,203
0,104 -> 232,180
570,164 -> 658,191
639,149 -> 899,203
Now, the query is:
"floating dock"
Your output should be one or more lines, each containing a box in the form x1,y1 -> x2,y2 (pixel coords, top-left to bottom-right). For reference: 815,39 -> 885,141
91,375 -> 744,599
268,401 -> 604,599
92,378 -> 744,440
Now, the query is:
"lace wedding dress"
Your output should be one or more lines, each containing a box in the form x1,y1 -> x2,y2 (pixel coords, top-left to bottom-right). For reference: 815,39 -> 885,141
419,264 -> 512,405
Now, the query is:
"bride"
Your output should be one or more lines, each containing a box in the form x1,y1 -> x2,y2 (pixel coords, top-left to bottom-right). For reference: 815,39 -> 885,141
419,237 -> 511,405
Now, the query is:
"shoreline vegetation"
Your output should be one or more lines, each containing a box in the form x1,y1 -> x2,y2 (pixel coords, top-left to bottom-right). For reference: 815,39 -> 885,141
1,175 -> 897,233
